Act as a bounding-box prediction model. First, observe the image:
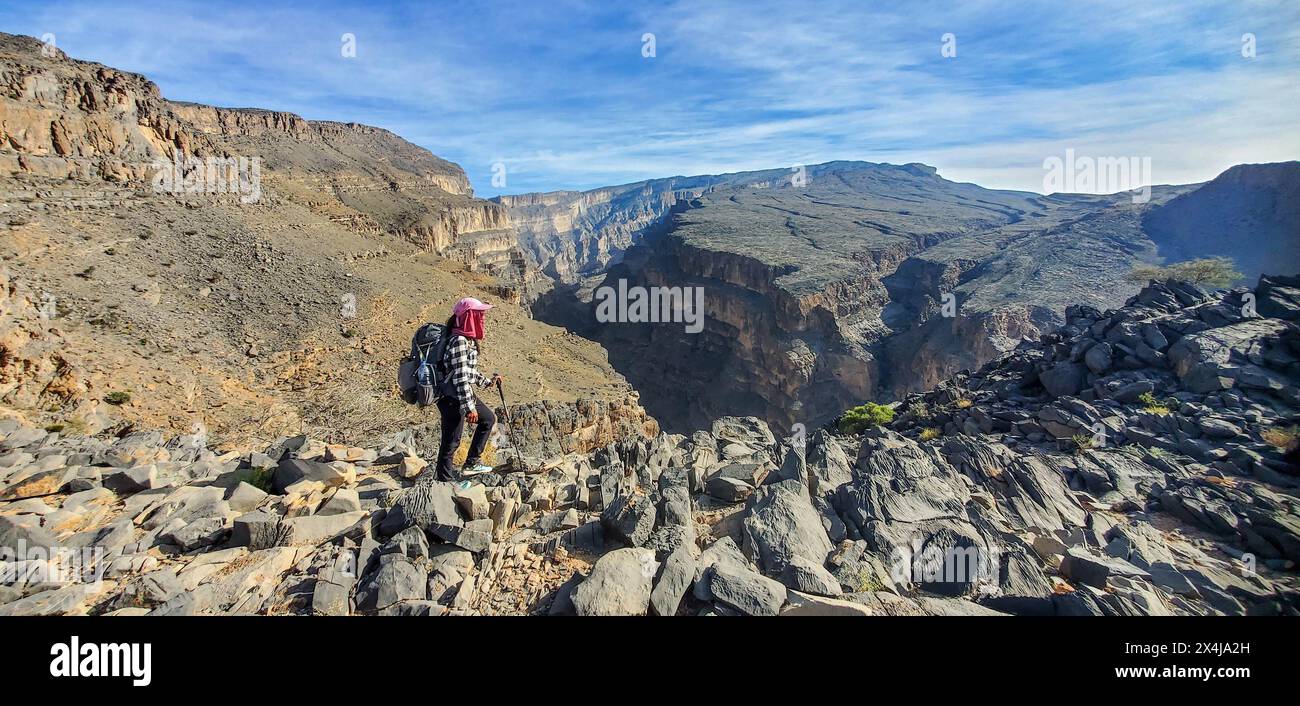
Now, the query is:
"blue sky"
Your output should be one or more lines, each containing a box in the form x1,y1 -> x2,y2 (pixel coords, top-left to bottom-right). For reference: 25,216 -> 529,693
4,0 -> 1298,196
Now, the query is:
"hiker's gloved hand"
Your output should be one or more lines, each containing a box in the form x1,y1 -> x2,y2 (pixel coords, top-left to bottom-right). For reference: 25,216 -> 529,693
467,410 -> 480,424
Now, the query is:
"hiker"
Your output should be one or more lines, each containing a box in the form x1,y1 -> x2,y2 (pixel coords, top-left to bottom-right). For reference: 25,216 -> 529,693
434,297 -> 502,482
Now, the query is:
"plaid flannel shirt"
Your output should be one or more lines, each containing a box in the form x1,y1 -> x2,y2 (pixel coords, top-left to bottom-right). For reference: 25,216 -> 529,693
443,334 -> 491,415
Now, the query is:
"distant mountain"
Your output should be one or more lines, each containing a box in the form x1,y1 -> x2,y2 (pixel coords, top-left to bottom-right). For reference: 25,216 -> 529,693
493,165 -> 840,283
1143,161 -> 1300,283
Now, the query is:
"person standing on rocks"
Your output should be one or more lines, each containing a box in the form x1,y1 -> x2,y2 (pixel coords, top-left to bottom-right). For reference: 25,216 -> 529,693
435,297 -> 502,482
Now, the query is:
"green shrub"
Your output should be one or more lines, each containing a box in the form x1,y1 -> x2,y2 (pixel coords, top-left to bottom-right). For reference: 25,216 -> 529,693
1126,257 -> 1243,289
906,401 -> 931,420
1071,434 -> 1096,453
1137,391 -> 1172,415
919,427 -> 942,441
103,391 -> 131,406
238,466 -> 275,493
838,402 -> 896,434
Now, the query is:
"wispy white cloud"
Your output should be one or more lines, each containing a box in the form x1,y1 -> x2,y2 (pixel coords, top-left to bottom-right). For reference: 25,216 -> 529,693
4,0 -> 1297,194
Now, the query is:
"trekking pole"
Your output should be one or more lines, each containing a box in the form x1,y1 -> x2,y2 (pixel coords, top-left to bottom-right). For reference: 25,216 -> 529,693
495,377 -> 526,470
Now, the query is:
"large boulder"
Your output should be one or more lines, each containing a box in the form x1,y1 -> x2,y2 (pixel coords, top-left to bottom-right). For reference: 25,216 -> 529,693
1039,362 -> 1087,398
778,555 -> 842,597
711,417 -> 776,456
600,492 -> 656,548
1084,342 -> 1113,374
1168,318 -> 1291,393
708,565 -> 787,616
272,458 -> 349,494
354,554 -> 428,612
0,515 -> 60,552
1060,547 -> 1151,589
1256,274 -> 1300,322
379,478 -> 463,537
649,544 -> 697,616
277,511 -> 367,546
704,476 -> 753,503
806,430 -> 853,498
692,537 -> 753,601
834,429 -> 968,531
571,547 -> 657,616
741,479 -> 832,575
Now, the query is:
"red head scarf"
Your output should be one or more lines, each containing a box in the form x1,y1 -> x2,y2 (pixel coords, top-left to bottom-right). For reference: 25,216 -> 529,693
451,297 -> 491,340
453,308 -> 486,340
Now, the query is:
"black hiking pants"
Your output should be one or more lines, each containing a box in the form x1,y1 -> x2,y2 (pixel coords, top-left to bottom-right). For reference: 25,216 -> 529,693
435,394 -> 496,481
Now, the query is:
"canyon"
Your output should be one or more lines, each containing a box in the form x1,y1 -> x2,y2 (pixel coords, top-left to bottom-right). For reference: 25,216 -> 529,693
506,161 -> 1300,433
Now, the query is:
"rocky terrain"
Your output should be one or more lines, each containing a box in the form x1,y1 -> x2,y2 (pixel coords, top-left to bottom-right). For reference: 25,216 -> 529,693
2,30 -> 1298,618
509,161 -> 1300,434
0,31 -> 629,448
3,275 -> 1297,616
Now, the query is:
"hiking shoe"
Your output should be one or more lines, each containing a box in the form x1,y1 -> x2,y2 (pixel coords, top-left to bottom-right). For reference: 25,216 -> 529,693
461,463 -> 493,477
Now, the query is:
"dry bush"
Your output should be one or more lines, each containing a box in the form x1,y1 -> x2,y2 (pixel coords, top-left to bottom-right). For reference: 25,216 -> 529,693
1261,425 -> 1299,452
1126,257 -> 1243,289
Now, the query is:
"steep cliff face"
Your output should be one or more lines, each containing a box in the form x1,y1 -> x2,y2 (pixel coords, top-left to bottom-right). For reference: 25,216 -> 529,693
528,161 -> 1299,433
496,165 -> 836,284
499,185 -> 686,283
0,41 -> 213,182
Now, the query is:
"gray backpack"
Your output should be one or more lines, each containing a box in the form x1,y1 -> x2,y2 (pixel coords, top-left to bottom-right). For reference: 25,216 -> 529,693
397,323 -> 452,406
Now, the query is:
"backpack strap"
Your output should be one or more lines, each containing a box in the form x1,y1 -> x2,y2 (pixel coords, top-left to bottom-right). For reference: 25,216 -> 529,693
411,323 -> 432,360
435,332 -> 457,372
